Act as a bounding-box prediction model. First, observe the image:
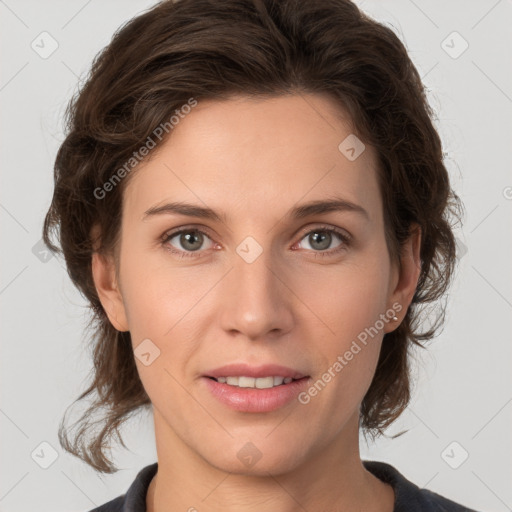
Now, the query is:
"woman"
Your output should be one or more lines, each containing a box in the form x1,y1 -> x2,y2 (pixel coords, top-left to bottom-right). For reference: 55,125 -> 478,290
43,0 -> 479,510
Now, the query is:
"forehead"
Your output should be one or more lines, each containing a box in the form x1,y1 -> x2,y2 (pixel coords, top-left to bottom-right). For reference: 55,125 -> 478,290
122,93 -> 382,225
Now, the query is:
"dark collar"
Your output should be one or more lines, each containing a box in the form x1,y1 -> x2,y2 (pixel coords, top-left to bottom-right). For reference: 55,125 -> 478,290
91,460 -> 478,512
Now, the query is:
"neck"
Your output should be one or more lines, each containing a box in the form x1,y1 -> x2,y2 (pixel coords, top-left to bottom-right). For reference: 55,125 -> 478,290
146,410 -> 394,512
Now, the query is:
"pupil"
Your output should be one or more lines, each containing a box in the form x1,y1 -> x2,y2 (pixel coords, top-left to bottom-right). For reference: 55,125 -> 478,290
182,231 -> 202,251
311,231 -> 330,250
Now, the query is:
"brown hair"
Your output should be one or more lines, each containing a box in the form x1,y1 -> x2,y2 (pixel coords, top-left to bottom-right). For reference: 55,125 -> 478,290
43,0 -> 463,473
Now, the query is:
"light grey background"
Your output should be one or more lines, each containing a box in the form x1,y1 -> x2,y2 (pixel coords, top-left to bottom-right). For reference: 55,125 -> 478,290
1,0 -> 511,511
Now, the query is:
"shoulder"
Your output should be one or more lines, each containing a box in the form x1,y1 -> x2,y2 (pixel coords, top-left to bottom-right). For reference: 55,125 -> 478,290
363,460 -> 481,512
87,462 -> 158,512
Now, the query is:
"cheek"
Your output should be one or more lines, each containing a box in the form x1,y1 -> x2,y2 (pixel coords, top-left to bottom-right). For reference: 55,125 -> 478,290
296,256 -> 390,339
295,257 -> 390,395
119,243 -> 213,338
118,247 -> 221,403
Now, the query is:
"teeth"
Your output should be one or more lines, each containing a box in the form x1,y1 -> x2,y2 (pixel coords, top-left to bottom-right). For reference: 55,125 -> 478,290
214,376 -> 296,388
238,376 -> 256,387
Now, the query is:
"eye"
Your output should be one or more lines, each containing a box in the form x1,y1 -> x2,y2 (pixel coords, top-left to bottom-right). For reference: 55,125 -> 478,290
294,226 -> 351,257
162,228 -> 215,258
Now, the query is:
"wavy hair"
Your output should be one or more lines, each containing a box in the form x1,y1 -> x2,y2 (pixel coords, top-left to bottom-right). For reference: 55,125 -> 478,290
43,0 -> 463,473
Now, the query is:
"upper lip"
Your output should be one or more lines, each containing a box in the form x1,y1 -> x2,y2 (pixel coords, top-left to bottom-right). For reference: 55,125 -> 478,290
204,364 -> 307,380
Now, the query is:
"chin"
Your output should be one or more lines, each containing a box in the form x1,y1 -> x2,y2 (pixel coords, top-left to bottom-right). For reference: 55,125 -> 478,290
204,438 -> 309,477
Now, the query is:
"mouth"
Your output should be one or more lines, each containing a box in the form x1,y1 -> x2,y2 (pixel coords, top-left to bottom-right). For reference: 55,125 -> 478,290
206,375 -> 304,388
202,363 -> 310,412
204,363 -> 307,384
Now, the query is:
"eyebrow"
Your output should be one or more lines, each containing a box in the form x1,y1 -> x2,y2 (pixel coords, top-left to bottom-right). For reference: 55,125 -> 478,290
142,196 -> 369,223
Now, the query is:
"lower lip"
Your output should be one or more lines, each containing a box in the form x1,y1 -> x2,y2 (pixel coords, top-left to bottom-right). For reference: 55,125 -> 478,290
203,377 -> 310,413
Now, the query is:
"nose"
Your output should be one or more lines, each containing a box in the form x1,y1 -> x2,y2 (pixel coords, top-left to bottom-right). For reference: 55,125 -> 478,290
218,244 -> 294,342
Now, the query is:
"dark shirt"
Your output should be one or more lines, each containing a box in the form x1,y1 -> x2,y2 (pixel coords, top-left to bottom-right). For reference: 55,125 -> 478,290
88,460 -> 480,511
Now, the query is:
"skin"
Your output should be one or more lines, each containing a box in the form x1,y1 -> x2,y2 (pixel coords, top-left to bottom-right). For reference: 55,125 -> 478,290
92,93 -> 421,512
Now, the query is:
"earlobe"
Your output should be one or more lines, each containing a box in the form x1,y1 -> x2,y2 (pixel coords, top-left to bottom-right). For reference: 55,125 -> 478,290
91,250 -> 129,332
386,224 -> 422,329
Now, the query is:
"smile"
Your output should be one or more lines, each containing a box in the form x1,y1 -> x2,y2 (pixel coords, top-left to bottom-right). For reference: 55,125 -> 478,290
209,376 -> 296,388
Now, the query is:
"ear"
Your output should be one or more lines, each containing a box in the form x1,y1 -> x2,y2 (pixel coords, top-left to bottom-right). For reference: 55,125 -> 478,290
90,228 -> 129,332
384,224 -> 422,332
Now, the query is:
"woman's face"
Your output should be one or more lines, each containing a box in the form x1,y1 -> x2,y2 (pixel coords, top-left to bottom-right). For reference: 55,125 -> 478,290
94,93 -> 419,476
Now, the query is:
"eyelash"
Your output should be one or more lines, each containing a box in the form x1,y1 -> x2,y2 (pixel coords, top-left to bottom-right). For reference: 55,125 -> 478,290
160,225 -> 352,259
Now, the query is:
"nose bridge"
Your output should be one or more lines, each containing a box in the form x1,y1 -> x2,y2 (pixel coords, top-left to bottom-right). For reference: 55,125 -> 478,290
219,236 -> 293,339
